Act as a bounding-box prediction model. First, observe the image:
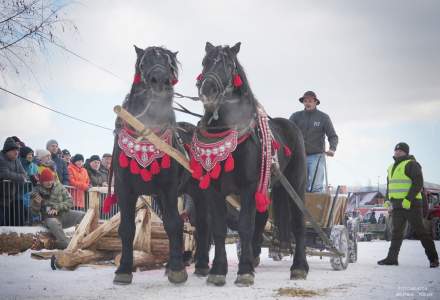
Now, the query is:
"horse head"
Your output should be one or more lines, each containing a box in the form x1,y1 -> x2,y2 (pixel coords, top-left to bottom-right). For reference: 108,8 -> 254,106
197,42 -> 255,126
126,45 -> 179,125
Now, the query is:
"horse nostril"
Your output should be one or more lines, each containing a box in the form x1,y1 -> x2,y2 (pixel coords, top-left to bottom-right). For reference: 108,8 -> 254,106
151,77 -> 158,84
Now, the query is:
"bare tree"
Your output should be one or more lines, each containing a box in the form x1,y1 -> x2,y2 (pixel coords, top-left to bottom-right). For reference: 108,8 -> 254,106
0,0 -> 76,76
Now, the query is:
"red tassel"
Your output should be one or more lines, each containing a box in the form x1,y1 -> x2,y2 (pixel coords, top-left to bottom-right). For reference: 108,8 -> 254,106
103,194 -> 117,214
161,154 -> 171,169
255,192 -> 271,213
199,173 -> 211,190
224,154 -> 235,172
119,152 -> 129,168
140,168 -> 152,182
171,78 -> 178,85
283,145 -> 292,157
130,159 -> 140,174
133,73 -> 141,84
151,159 -> 160,175
196,73 -> 203,81
233,74 -> 243,88
272,140 -> 280,151
210,163 -> 221,180
190,157 -> 203,179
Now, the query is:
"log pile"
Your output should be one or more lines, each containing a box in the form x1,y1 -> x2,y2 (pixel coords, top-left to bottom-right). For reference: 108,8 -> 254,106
46,193 -> 194,271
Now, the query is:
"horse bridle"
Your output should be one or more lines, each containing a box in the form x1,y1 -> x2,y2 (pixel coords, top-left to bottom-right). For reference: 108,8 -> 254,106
198,48 -> 240,122
134,47 -> 178,119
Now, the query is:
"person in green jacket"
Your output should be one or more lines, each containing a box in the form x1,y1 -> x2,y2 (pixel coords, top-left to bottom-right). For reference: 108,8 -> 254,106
31,168 -> 85,249
378,142 -> 438,268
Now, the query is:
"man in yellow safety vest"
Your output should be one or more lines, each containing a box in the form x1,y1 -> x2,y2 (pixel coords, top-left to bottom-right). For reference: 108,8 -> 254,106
378,142 -> 438,268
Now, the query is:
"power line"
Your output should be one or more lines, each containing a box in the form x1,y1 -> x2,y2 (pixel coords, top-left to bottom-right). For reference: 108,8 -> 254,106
0,86 -> 113,131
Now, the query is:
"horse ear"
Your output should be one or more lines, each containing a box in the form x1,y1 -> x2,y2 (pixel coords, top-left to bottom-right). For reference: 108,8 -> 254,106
173,51 -> 178,57
134,45 -> 144,57
231,42 -> 241,55
205,42 -> 215,53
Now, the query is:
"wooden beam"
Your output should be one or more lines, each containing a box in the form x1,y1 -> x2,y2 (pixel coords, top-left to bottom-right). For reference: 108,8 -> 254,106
114,250 -> 165,269
66,208 -> 96,252
55,249 -> 113,269
133,208 -> 152,253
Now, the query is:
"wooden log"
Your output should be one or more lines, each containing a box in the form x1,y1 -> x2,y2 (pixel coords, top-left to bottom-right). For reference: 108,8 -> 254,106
55,249 -> 113,269
114,105 -> 191,173
66,208 -> 96,252
114,250 -> 166,270
31,250 -> 60,260
88,190 -> 100,231
95,237 -> 122,251
133,208 -> 152,253
80,198 -> 146,249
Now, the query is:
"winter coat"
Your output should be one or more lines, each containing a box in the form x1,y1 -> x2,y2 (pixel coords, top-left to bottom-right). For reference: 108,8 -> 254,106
20,158 -> 39,185
67,163 -> 90,208
289,108 -> 338,155
0,151 -> 27,206
86,165 -> 108,187
31,181 -> 73,218
52,153 -> 69,185
386,154 -> 424,208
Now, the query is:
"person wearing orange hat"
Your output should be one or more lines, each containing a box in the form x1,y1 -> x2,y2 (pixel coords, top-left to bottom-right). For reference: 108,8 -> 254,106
31,168 -> 85,249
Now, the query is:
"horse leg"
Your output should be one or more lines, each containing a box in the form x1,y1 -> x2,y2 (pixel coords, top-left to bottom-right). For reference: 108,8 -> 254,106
206,192 -> 228,286
252,210 -> 269,268
192,191 -> 211,277
159,188 -> 188,284
114,190 -> 137,285
285,167 -> 309,280
235,185 -> 257,286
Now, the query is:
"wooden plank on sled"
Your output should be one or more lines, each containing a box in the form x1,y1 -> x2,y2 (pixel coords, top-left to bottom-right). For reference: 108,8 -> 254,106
66,208 -> 96,252
133,208 -> 152,253
55,249 -> 113,270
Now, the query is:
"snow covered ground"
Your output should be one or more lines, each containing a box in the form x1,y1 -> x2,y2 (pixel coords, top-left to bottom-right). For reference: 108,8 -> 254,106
0,240 -> 439,300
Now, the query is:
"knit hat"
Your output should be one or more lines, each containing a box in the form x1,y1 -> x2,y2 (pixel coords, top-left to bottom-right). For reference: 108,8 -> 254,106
62,149 -> 71,156
20,146 -> 34,158
71,154 -> 84,163
394,142 -> 409,154
40,168 -> 55,183
102,153 -> 112,158
2,137 -> 20,153
89,155 -> 101,162
35,149 -> 51,160
46,139 -> 58,149
299,91 -> 320,105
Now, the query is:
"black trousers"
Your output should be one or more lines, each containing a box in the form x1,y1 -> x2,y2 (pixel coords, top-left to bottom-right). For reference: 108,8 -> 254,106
388,207 -> 438,262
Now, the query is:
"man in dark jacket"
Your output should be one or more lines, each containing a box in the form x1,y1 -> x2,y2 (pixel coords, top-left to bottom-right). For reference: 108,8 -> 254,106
289,91 -> 338,192
46,139 -> 69,185
31,168 -> 84,249
378,142 -> 438,268
0,137 -> 28,225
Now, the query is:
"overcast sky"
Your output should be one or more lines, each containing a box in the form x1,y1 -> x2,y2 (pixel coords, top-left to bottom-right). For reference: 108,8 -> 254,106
1,0 -> 439,187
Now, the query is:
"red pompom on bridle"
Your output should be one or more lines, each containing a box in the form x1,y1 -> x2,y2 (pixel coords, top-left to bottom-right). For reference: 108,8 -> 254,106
233,74 -> 243,88
133,73 -> 142,84
171,77 -> 178,85
196,73 -> 203,81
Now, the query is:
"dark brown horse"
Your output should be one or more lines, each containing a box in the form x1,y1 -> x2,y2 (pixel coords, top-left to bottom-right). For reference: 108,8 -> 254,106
191,42 -> 309,286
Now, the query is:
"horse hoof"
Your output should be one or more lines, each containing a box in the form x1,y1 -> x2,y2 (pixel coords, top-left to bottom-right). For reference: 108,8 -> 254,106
207,274 -> 226,286
253,256 -> 260,268
194,267 -> 210,277
168,269 -> 188,284
234,273 -> 254,287
290,269 -> 308,280
113,273 -> 133,285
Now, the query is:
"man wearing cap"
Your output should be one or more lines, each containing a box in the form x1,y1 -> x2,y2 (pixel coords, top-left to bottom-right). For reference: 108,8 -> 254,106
61,149 -> 71,165
46,139 -> 69,185
0,137 -> 28,225
31,168 -> 85,249
289,91 -> 338,192
378,142 -> 439,268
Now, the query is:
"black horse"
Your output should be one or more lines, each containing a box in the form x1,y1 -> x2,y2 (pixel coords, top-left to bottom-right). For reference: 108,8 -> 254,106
112,45 -> 195,285
191,42 -> 309,286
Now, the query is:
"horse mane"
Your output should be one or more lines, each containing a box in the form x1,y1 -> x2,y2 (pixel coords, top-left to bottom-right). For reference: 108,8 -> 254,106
224,46 -> 258,109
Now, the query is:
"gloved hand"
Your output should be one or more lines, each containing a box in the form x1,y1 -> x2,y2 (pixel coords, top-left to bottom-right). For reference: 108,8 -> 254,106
383,201 -> 391,209
402,198 -> 411,210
